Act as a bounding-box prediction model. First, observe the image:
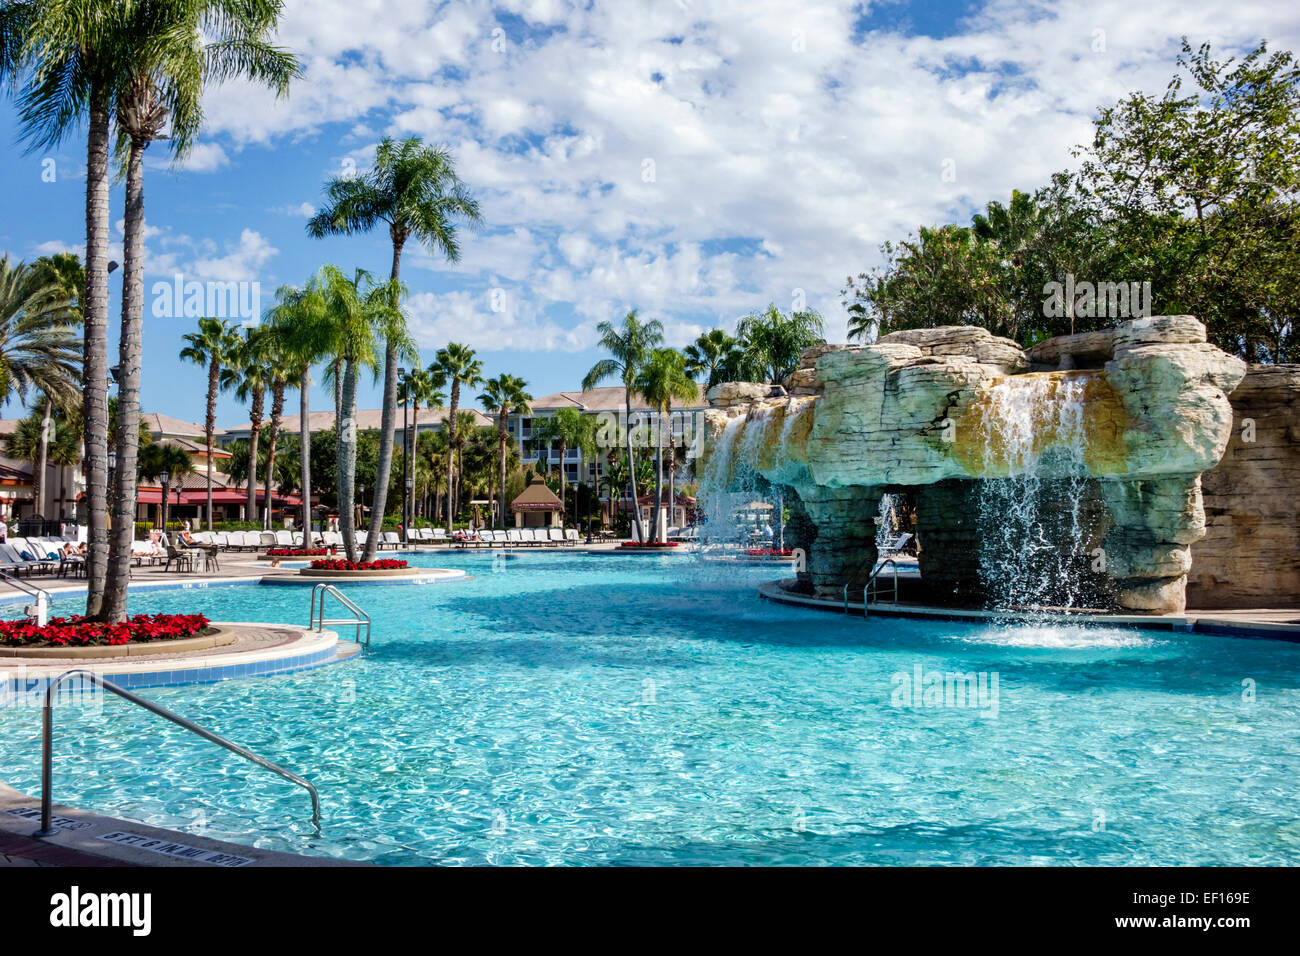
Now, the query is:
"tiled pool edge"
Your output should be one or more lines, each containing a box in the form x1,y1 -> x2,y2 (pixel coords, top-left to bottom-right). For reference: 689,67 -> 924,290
0,625 -> 360,708
757,578 -> 1300,643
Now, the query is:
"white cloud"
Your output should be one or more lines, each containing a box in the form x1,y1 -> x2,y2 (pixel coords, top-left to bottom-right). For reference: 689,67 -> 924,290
184,0 -> 1300,349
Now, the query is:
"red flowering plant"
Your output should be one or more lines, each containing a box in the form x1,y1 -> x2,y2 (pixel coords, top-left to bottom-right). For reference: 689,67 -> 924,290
745,548 -> 794,557
0,613 -> 211,648
620,541 -> 680,548
308,558 -> 408,571
267,548 -> 335,557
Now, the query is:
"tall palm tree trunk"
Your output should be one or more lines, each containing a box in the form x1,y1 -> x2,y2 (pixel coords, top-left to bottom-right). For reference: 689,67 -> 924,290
652,413 -> 664,542
246,390 -> 263,521
625,395 -> 643,542
498,418 -> 508,531
204,359 -> 218,530
558,439 -> 567,523
667,421 -> 677,536
338,358 -> 359,562
363,240 -> 405,561
263,381 -> 284,529
445,383 -> 459,527
82,92 -> 112,617
34,395 -> 51,516
103,135 -> 147,621
299,368 -> 312,537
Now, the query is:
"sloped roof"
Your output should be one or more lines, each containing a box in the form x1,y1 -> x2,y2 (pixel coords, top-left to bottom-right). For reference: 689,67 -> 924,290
220,406 -> 491,437
510,474 -> 563,512
142,412 -> 206,438
528,385 -> 708,413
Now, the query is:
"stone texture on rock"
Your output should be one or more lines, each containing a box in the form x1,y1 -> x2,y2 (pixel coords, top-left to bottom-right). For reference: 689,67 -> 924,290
702,317 -> 1253,614
1188,365 -> 1300,608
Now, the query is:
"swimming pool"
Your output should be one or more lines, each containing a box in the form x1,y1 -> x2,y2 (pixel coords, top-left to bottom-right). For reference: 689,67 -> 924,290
2,551 -> 1298,865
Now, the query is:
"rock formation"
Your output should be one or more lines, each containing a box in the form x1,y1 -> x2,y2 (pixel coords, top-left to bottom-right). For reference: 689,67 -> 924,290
702,316 -> 1248,613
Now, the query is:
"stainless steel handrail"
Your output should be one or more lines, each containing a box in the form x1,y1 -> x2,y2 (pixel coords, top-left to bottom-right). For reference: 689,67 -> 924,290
34,669 -> 320,838
865,558 -> 901,615
841,556 -> 902,615
0,569 -> 51,624
309,583 -> 371,648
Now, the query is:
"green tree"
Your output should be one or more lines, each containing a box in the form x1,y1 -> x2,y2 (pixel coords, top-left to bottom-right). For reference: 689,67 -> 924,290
433,342 -> 483,525
735,304 -> 825,384
179,317 -> 240,530
535,406 -> 595,523
2,0 -> 127,613
136,441 -> 194,530
0,254 -> 81,515
103,0 -> 297,620
307,137 -> 481,560
684,328 -> 743,389
477,373 -> 531,529
226,326 -> 271,521
1077,39 -> 1300,359
581,309 -> 663,542
632,348 -> 698,540
313,266 -> 402,560
397,363 -> 446,525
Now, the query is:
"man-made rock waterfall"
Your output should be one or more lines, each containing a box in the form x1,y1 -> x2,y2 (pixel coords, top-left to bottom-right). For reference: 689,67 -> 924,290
700,316 -> 1255,614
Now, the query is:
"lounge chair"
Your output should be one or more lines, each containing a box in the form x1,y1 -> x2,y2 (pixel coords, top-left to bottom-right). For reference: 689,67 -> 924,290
547,528 -> 565,546
381,531 -> 401,551
274,530 -> 294,548
259,531 -> 277,551
880,532 -> 913,558
565,529 -> 579,545
163,545 -> 194,573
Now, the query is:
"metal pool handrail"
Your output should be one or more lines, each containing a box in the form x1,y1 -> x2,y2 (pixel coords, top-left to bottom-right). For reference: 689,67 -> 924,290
309,583 -> 371,648
0,569 -> 51,625
842,557 -> 901,615
34,669 -> 321,838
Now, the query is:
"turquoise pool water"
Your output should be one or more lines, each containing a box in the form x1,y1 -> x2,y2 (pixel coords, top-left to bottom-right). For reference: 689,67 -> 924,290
2,551 -> 1298,866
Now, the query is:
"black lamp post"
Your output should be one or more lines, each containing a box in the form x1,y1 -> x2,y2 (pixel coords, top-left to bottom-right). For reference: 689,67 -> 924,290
159,470 -> 170,532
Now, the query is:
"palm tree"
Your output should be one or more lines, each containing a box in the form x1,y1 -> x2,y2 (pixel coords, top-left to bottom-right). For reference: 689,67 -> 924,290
397,364 -> 446,528
2,1 -> 129,615
137,442 -> 194,531
227,327 -> 270,520
433,343 -> 483,526
582,309 -> 663,541
3,404 -> 82,518
735,304 -> 825,384
102,0 -> 296,619
450,409 -> 479,521
179,317 -> 241,530
0,254 -> 81,515
268,277 -> 328,535
307,137 -> 481,560
633,349 -> 699,541
684,328 -> 742,389
477,374 -> 531,529
314,266 -> 400,561
534,407 -> 595,523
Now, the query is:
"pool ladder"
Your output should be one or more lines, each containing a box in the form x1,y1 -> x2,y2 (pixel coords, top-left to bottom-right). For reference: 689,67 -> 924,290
309,583 -> 371,649
0,570 -> 50,625
33,669 -> 321,838
842,559 -> 901,616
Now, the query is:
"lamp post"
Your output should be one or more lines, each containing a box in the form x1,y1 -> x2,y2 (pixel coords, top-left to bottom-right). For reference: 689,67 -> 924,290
159,470 -> 170,532
357,483 -> 365,534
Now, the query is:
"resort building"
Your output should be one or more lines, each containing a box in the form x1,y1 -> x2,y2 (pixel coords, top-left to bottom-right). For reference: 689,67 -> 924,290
508,385 -> 708,485
218,407 -> 493,445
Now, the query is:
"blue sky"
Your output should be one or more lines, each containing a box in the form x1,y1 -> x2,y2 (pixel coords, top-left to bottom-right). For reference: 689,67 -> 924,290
1,0 -> 1294,429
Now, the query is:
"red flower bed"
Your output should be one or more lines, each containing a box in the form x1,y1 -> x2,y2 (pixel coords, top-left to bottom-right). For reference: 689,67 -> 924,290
620,541 -> 679,548
745,548 -> 794,557
308,558 -> 409,571
0,613 -> 211,648
267,548 -> 336,557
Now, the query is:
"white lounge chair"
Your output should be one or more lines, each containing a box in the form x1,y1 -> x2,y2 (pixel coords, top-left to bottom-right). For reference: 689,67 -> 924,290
381,531 -> 401,551
565,529 -> 579,545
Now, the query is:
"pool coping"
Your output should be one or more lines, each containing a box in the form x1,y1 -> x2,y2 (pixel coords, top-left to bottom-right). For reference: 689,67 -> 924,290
0,783 -> 365,867
757,578 -> 1300,642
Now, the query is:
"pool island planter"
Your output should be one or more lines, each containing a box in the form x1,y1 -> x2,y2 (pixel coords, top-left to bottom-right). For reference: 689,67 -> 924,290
298,565 -> 416,578
0,626 -> 236,659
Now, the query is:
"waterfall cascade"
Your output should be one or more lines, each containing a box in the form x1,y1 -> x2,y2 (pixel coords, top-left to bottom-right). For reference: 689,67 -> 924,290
970,372 -> 1110,609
